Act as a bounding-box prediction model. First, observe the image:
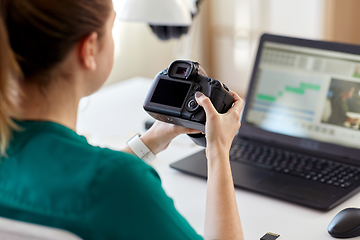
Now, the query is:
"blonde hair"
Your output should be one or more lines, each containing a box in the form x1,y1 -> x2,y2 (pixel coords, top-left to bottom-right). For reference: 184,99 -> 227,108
0,13 -> 21,156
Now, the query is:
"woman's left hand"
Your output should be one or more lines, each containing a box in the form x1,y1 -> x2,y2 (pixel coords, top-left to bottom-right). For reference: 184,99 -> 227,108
134,121 -> 200,155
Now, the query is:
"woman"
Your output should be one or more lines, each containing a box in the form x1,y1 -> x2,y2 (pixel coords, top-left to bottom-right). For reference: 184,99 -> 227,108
0,0 -> 244,239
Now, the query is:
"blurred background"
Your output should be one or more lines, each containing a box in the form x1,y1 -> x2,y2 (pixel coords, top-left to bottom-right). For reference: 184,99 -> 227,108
106,0 -> 360,97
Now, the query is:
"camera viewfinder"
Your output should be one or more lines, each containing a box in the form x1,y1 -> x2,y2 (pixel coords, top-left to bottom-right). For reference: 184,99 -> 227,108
176,67 -> 187,75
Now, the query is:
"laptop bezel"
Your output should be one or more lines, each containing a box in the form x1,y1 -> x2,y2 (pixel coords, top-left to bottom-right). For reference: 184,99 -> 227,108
238,33 -> 360,164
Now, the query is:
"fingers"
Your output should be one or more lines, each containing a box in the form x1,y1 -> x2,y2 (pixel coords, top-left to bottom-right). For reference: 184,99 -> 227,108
230,90 -> 242,103
195,92 -> 217,116
228,91 -> 244,115
195,90 -> 244,118
174,125 -> 202,135
159,121 -> 202,135
186,128 -> 203,134
229,91 -> 243,106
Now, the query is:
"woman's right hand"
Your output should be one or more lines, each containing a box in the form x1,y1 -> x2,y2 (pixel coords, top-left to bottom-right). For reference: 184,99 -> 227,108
195,91 -> 244,155
196,90 -> 245,240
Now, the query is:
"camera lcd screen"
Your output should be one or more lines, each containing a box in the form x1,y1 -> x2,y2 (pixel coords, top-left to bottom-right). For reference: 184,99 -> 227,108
151,79 -> 191,108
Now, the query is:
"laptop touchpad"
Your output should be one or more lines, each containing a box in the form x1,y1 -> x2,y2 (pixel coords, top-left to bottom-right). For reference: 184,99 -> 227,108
231,162 -> 273,186
278,184 -> 333,203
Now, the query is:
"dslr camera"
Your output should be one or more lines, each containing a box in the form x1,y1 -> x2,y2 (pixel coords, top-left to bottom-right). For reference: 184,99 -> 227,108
143,60 -> 234,147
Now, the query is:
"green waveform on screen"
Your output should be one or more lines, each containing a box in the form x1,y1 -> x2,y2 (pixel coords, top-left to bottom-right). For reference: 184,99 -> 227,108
257,94 -> 277,102
257,82 -> 320,102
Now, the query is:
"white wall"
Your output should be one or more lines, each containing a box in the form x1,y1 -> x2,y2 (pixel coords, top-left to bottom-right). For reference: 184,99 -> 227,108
104,0 -> 207,87
105,0 -> 326,98
265,0 -> 324,39
211,0 -> 325,97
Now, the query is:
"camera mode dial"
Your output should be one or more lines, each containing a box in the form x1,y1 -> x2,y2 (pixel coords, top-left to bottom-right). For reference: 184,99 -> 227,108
211,80 -> 220,87
186,98 -> 200,112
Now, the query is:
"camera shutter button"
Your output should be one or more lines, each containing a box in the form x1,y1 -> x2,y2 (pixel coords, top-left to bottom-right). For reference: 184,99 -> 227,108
213,80 -> 220,86
223,83 -> 229,91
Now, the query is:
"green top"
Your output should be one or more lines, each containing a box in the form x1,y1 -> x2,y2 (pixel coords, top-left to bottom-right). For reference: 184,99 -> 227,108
0,121 -> 203,240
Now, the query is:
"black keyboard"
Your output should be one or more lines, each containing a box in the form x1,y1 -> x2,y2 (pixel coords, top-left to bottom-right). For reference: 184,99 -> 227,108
230,138 -> 360,188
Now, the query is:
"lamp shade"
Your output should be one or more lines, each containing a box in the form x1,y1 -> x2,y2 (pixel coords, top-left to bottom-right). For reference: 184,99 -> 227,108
118,0 -> 192,26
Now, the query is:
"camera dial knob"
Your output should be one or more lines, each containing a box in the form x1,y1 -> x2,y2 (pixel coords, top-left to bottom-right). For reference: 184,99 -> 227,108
186,98 -> 200,112
188,99 -> 197,108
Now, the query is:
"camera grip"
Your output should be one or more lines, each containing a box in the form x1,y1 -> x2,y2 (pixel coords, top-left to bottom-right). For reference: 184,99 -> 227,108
210,89 -> 226,113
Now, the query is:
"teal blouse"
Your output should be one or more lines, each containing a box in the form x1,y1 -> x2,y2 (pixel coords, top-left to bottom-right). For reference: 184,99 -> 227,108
0,121 -> 203,240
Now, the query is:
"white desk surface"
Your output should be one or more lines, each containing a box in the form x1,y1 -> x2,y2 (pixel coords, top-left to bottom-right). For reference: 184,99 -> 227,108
76,77 -> 360,240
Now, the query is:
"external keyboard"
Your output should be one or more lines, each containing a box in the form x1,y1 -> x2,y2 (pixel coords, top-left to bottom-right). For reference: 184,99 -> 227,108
230,138 -> 360,188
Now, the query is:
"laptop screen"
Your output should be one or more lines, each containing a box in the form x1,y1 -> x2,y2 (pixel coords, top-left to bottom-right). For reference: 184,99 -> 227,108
246,41 -> 360,150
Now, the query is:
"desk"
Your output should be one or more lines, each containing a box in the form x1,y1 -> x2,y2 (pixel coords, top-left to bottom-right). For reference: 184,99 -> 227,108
76,77 -> 360,240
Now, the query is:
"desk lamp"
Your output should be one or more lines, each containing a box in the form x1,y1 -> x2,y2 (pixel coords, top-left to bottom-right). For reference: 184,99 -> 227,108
118,0 -> 201,40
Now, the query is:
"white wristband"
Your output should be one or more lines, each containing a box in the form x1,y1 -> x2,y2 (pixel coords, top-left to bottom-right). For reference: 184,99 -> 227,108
127,134 -> 156,163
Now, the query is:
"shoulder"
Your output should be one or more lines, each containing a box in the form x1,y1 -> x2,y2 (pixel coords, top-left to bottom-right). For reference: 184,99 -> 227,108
31,129 -> 158,185
18,125 -> 145,167
90,147 -> 160,193
5,123 -> 157,214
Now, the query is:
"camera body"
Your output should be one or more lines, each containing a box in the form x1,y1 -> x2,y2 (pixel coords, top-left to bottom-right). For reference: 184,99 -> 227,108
143,60 -> 234,146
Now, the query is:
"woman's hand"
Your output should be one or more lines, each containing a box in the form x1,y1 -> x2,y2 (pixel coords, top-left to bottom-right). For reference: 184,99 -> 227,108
195,90 -> 244,156
139,121 -> 200,155
196,90 -> 245,240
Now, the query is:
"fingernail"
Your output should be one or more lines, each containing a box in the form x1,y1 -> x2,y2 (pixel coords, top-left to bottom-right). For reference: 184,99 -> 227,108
195,92 -> 203,98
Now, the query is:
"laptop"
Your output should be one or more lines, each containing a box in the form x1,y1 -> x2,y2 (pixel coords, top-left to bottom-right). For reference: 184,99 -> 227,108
170,33 -> 360,211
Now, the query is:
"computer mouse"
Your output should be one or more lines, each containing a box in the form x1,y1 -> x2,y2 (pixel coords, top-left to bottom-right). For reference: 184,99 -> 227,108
328,208 -> 360,238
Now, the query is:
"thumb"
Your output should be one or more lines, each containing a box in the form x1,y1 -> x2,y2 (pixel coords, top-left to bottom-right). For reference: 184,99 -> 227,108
195,92 -> 217,116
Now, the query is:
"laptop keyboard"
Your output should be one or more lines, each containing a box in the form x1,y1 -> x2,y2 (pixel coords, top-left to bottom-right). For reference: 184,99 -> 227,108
230,138 -> 360,189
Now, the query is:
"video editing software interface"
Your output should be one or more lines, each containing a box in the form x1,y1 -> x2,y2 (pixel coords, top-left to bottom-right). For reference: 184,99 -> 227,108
246,42 -> 360,150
